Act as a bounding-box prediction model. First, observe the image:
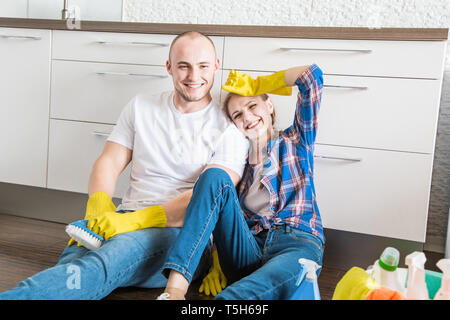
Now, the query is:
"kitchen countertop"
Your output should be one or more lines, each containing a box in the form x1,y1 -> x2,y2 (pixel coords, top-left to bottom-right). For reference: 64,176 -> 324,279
0,17 -> 448,41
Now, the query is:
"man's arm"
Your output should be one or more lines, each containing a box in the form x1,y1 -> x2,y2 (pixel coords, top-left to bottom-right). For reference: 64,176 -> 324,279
162,164 -> 241,227
88,141 -> 132,197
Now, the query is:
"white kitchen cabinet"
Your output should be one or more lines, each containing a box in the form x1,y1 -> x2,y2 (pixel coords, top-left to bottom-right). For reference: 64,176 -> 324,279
0,28 -> 51,187
47,119 -> 130,198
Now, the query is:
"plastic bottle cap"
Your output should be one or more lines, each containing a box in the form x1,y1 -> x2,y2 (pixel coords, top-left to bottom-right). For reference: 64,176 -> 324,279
378,247 -> 400,272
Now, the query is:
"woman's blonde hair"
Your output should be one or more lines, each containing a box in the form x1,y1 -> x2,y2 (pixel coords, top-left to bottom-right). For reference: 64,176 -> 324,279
223,92 -> 276,125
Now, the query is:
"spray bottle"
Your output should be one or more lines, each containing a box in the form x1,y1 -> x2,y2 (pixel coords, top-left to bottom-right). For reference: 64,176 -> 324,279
405,251 -> 429,300
434,259 -> 450,300
290,258 -> 321,300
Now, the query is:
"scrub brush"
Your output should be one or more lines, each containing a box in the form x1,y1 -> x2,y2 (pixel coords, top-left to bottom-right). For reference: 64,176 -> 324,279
65,219 -> 104,250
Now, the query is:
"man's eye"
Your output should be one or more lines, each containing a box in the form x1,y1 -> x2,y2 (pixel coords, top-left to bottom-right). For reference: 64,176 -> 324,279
249,104 -> 256,109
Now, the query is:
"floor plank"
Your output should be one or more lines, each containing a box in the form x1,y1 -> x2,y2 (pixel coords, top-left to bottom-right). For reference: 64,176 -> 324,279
0,213 -> 352,300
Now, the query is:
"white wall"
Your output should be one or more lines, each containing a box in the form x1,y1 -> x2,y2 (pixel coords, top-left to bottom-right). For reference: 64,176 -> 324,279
123,0 -> 449,28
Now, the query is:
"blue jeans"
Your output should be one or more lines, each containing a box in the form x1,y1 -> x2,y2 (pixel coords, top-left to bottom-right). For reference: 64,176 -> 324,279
163,168 -> 324,300
0,221 -> 211,300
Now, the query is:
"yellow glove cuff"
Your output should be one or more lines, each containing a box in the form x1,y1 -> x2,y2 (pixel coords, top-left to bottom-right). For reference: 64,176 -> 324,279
85,191 -> 116,220
134,205 -> 167,228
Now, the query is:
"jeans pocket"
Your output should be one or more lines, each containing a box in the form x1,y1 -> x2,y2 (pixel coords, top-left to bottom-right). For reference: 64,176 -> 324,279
287,229 -> 323,253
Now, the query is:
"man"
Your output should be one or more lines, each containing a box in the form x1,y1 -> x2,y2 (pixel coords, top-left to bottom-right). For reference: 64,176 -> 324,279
0,31 -> 248,300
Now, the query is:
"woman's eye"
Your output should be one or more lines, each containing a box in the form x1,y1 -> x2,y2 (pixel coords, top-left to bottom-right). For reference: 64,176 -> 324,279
234,114 -> 241,120
249,104 -> 256,109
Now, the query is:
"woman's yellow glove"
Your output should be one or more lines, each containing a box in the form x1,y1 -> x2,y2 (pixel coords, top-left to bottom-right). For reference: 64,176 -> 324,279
222,70 -> 292,96
87,205 -> 167,240
68,191 -> 116,246
199,249 -> 227,296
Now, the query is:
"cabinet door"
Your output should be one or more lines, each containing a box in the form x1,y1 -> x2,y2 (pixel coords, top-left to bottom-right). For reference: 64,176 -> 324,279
47,119 -> 130,198
0,28 -> 51,187
314,144 -> 433,242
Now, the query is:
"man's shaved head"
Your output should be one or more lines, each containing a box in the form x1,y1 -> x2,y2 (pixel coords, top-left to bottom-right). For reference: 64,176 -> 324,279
168,31 -> 216,62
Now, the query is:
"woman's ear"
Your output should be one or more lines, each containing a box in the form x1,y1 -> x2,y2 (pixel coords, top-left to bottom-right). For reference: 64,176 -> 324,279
266,96 -> 274,114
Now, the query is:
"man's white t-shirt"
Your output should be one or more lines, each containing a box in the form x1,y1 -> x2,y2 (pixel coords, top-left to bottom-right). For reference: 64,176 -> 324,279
107,91 -> 249,211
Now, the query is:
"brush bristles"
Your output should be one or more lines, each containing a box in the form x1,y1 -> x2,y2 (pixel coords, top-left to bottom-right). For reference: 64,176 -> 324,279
66,225 -> 102,251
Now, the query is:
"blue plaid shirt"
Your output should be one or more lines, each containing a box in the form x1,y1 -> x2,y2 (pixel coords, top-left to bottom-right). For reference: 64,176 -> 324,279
238,64 -> 325,244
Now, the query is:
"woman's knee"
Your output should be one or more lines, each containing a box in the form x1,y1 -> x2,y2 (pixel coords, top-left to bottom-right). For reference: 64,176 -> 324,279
196,167 -> 234,189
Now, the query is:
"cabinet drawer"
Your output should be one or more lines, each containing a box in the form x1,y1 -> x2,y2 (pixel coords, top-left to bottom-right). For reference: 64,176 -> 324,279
51,60 -> 223,123
222,70 -> 441,153
318,75 -> 441,154
52,30 -> 224,65
47,119 -> 130,198
51,60 -> 172,123
223,37 -> 447,79
314,144 -> 432,242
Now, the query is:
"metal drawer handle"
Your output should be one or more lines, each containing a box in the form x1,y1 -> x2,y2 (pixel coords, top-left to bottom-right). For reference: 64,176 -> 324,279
314,155 -> 362,162
0,34 -> 42,40
96,72 -> 168,79
324,84 -> 368,90
95,40 -> 169,47
91,131 -> 110,137
280,47 -> 372,53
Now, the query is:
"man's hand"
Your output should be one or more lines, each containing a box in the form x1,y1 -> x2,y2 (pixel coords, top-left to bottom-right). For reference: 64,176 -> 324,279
68,191 -> 116,246
199,249 -> 227,296
87,206 -> 167,240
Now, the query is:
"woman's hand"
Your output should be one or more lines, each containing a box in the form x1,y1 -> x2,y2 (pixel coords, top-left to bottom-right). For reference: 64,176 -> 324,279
199,249 -> 227,296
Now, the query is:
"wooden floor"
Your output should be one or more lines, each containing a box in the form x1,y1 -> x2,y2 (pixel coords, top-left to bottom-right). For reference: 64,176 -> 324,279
3,213 -> 439,300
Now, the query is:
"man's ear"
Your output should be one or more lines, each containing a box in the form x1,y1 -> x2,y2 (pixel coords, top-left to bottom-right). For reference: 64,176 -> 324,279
166,60 -> 172,75
214,58 -> 220,72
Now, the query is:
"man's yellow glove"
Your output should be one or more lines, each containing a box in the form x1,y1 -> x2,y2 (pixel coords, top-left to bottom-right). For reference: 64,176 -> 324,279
221,70 -> 292,97
87,205 -> 167,240
199,248 -> 227,296
68,191 -> 116,246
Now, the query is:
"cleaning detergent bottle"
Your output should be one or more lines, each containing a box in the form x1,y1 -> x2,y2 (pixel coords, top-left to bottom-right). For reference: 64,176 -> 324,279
290,258 -> 321,300
405,251 -> 429,300
434,259 -> 450,300
370,247 -> 405,294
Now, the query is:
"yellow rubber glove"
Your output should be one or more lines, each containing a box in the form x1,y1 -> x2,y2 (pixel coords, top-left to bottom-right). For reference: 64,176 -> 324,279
332,267 -> 380,300
222,70 -> 292,97
199,248 -> 227,296
68,191 -> 116,246
87,205 -> 167,240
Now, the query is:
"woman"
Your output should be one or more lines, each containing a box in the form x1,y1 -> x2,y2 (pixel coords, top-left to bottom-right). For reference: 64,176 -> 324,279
158,64 -> 325,300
